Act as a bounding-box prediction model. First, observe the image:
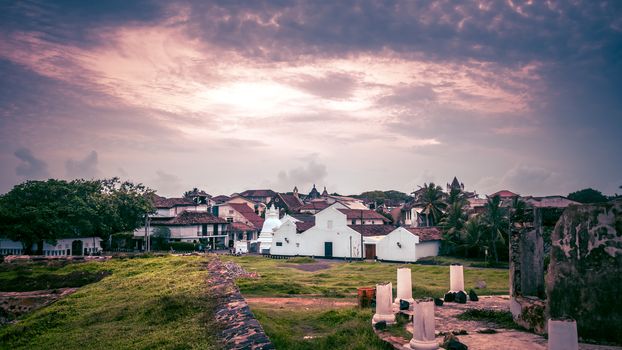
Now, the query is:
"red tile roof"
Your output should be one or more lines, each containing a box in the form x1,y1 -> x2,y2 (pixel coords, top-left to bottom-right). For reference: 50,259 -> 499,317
404,227 -> 442,241
239,189 -> 276,198
489,190 -> 519,198
152,195 -> 195,208
337,209 -> 389,222
299,201 -> 331,211
296,221 -> 315,233
165,211 -> 227,225
211,195 -> 231,203
277,193 -> 303,209
227,203 -> 264,229
348,225 -> 396,236
230,222 -> 256,232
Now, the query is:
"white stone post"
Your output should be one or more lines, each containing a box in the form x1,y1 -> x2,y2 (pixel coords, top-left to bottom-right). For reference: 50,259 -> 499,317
409,299 -> 438,350
449,264 -> 465,292
372,282 -> 396,325
548,319 -> 578,350
394,267 -> 414,306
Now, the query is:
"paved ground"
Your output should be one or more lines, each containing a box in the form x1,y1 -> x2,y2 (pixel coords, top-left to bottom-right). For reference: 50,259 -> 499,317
378,296 -> 622,350
246,294 -> 622,350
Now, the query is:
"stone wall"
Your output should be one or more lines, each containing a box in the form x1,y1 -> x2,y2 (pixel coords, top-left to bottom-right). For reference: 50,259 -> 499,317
546,200 -> 622,344
206,255 -> 274,349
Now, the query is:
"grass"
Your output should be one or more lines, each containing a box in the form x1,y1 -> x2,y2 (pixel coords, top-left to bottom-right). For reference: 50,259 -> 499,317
249,303 -> 393,350
224,255 -> 509,349
457,309 -> 521,330
0,256 -> 218,350
221,255 -> 509,298
0,261 -> 111,292
416,255 -> 509,269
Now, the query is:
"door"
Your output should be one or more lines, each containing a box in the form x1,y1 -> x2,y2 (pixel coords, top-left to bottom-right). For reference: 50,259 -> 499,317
324,242 -> 333,258
365,244 -> 376,259
71,240 -> 83,256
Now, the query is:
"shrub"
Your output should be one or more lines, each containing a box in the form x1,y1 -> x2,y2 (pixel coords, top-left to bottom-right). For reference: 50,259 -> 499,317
169,242 -> 197,251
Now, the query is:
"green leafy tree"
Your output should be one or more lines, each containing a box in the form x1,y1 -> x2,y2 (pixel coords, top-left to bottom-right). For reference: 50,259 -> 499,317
459,215 -> 485,258
151,226 -> 171,251
439,200 -> 467,255
567,188 -> 608,203
0,178 -> 154,254
483,195 -> 508,263
414,182 -> 447,226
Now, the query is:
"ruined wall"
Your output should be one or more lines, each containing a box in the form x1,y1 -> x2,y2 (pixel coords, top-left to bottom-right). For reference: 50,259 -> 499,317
546,200 -> 622,344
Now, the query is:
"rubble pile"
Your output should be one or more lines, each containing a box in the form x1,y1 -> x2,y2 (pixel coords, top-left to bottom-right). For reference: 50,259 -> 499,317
206,256 -> 273,350
223,261 -> 260,279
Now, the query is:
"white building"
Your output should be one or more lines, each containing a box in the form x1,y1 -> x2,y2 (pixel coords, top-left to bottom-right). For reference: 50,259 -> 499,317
0,237 -> 103,256
270,204 -> 441,261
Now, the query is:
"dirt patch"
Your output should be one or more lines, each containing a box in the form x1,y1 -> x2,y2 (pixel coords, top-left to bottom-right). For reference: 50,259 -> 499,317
0,288 -> 78,325
278,262 -> 332,272
247,297 -> 357,310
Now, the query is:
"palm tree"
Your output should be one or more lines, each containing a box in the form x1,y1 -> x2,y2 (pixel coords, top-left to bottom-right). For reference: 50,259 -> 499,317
483,195 -> 508,263
439,200 -> 467,255
414,182 -> 447,226
459,215 -> 484,258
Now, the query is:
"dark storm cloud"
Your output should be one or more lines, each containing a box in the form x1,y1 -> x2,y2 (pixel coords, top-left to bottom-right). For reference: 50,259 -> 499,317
14,147 -> 49,178
0,0 -> 166,48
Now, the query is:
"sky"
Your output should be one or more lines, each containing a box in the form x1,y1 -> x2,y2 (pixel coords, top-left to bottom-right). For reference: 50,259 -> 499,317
1,0 -> 621,198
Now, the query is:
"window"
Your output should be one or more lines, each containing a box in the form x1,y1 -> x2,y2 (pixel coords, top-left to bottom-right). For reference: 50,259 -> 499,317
351,219 -> 356,225
226,217 -> 233,223
327,220 -> 333,229
229,210 -> 234,214
276,242 -> 283,246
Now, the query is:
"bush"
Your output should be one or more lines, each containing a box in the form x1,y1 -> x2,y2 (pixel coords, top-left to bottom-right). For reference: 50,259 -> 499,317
169,242 -> 197,251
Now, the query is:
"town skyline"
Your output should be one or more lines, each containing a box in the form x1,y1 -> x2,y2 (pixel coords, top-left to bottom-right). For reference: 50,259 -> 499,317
1,1 -> 621,197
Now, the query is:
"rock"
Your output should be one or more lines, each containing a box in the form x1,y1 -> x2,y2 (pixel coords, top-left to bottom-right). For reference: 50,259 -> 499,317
455,291 -> 467,304
477,328 -> 497,334
399,299 -> 410,310
468,289 -> 479,301
476,280 -> 487,289
452,329 -> 468,335
434,297 -> 444,306
442,334 -> 468,350
374,320 -> 387,330
444,292 -> 455,302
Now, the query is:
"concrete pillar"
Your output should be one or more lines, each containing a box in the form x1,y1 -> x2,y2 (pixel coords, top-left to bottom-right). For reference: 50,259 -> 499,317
449,264 -> 464,292
548,319 -> 578,350
395,267 -> 414,306
372,282 -> 396,325
409,298 -> 438,350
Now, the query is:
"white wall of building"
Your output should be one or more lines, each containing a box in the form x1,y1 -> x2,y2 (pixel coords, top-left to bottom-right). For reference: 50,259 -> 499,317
415,241 -> 440,259
376,227 -> 420,262
0,237 -> 102,256
270,205 -> 363,258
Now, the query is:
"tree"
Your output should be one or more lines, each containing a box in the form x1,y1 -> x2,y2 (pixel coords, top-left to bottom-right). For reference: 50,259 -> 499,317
482,195 -> 508,263
439,200 -> 467,255
151,226 -> 171,251
567,188 -> 608,203
414,183 -> 446,226
183,188 -> 200,198
0,178 -> 154,254
459,215 -> 485,258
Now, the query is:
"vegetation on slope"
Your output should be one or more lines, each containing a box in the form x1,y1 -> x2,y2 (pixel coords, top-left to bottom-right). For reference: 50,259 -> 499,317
0,256 -> 218,350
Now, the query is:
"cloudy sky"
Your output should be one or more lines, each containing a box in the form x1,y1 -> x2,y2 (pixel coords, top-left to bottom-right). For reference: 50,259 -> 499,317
1,0 -> 621,197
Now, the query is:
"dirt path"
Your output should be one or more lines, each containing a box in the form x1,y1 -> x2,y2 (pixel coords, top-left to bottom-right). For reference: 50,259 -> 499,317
246,296 -> 357,310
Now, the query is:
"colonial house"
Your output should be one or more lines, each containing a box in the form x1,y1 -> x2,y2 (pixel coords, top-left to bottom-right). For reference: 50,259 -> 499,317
211,195 -> 231,205
227,194 -> 265,215
0,237 -> 103,256
299,200 -> 333,214
237,189 -> 276,204
212,202 -> 264,246
268,191 -> 304,214
134,194 -> 229,250
270,204 -> 440,261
